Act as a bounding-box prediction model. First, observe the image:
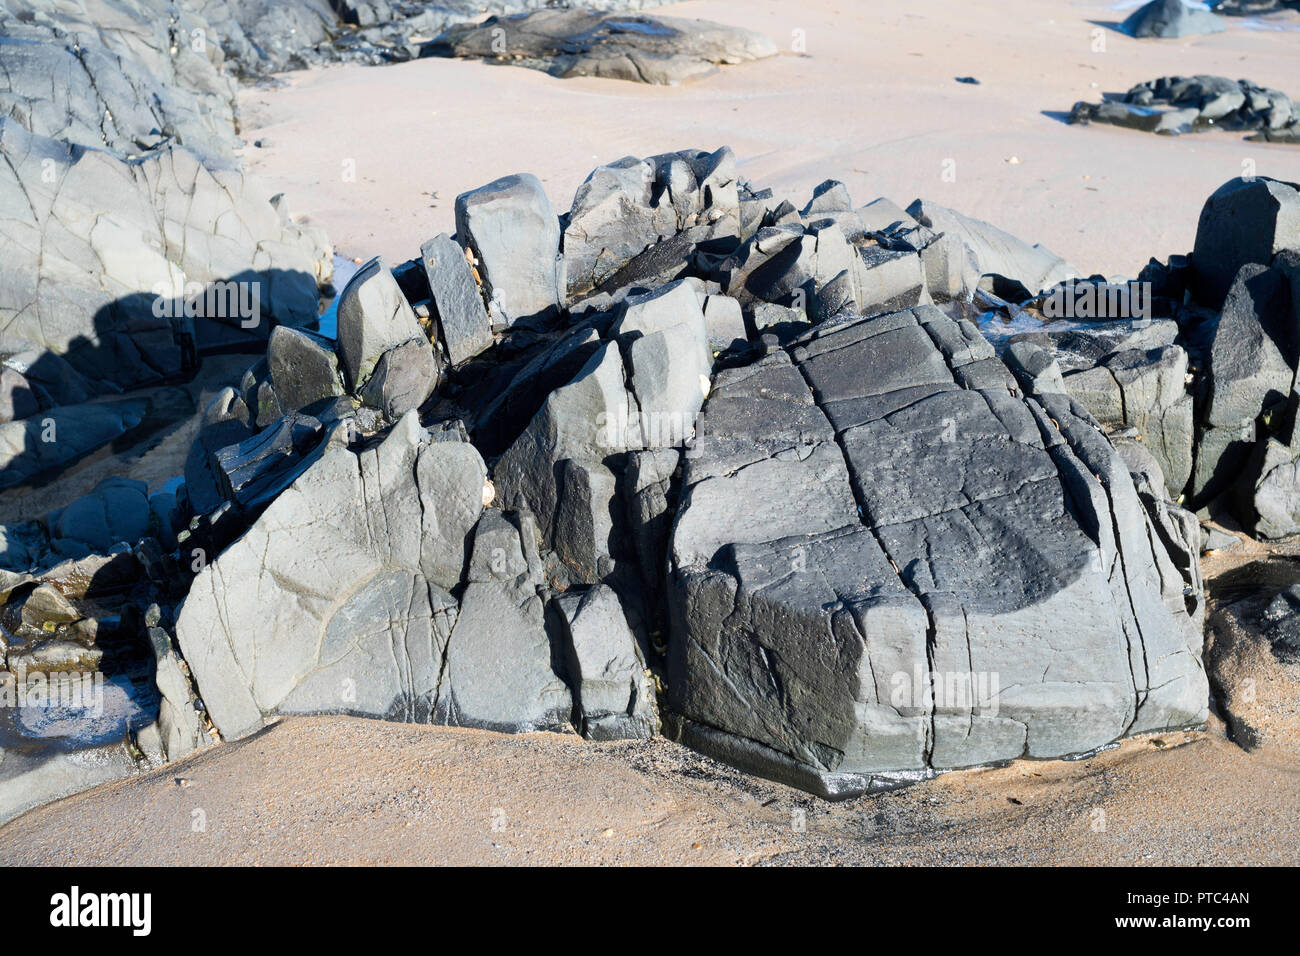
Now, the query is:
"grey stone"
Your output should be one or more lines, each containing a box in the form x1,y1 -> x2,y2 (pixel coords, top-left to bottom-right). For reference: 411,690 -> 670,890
336,257 -> 432,395
454,173 -> 563,327
1191,177 -> 1300,307
357,338 -> 441,419
1122,1 -> 1226,38
175,412 -> 486,739
703,294 -> 747,351
268,326 -> 345,413
669,305 -> 1207,797
421,233 -> 493,365
554,584 -> 656,740
48,477 -> 152,556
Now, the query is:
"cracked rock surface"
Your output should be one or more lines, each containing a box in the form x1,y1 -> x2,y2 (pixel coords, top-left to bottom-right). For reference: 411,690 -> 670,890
669,306 -> 1208,798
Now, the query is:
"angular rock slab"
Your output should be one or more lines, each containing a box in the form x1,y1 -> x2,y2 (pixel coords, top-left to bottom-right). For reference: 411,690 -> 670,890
175,412 -> 487,740
669,306 -> 1208,797
454,173 -> 563,327
420,233 -> 493,365
336,257 -> 435,398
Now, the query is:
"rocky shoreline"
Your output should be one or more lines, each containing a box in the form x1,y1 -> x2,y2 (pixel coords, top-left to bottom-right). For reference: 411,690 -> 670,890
2,0 -> 1300,833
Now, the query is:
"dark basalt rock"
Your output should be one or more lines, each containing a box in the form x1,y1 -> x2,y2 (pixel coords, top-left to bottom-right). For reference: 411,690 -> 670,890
1069,76 -> 1300,144
1121,0 -> 1226,38
423,9 -> 777,85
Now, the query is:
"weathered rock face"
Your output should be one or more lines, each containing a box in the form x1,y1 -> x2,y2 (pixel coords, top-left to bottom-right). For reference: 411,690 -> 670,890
563,147 -> 741,299
0,120 -> 331,395
493,278 -> 711,570
1121,0 -> 1226,38
669,306 -> 1207,798
424,9 -> 777,85
175,414 -> 487,740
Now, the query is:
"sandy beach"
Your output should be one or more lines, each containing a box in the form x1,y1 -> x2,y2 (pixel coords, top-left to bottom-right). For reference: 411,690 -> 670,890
3,712 -> 1296,866
3,0 -> 1300,868
239,0 -> 1300,278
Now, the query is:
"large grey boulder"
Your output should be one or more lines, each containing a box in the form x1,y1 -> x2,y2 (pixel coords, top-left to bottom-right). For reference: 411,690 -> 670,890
425,9 -> 777,85
1191,177 -> 1300,307
669,306 -> 1207,798
175,413 -> 488,740
1122,0 -> 1226,38
454,173 -> 563,327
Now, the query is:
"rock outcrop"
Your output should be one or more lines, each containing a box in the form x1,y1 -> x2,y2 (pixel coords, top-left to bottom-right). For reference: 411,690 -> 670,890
1070,76 -> 1300,144
1121,0 -> 1226,38
424,9 -> 777,85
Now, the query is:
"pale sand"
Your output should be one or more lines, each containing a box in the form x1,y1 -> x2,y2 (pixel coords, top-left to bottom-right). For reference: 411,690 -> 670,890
238,0 -> 1300,279
2,715 -> 1296,865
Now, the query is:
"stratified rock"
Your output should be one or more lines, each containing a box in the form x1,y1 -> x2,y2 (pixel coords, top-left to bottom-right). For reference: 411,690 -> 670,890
554,584 -> 656,740
420,233 -> 493,365
454,173 -> 563,327
1122,0 -> 1226,38
669,307 -> 1207,798
425,9 -> 777,85
212,413 -> 330,512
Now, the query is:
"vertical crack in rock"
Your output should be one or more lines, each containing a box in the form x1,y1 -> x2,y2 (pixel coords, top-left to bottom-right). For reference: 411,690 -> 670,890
787,330 -> 945,767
